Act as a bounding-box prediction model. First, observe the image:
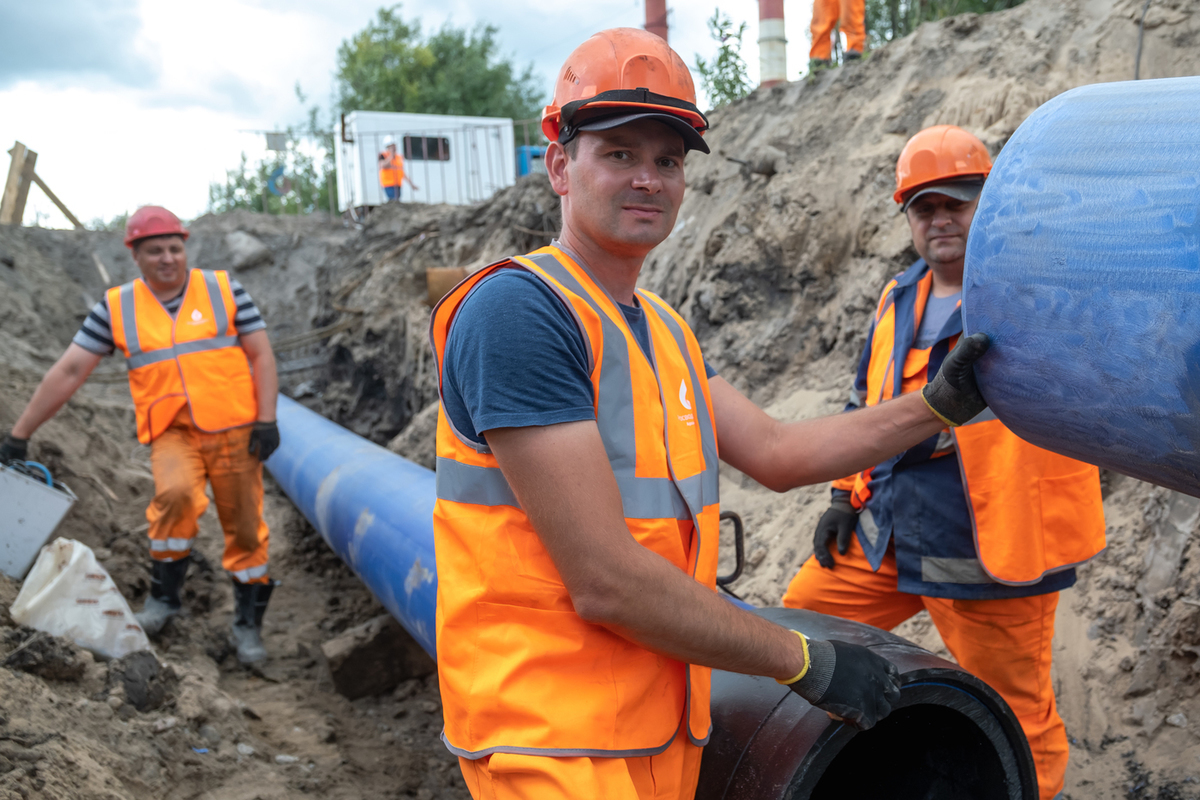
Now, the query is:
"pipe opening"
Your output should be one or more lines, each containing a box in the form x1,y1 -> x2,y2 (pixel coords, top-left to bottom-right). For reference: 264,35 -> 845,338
806,702 -> 1015,800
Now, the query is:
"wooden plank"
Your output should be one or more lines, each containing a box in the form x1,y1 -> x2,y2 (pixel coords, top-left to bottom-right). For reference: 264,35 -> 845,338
0,142 -> 34,225
30,173 -> 83,230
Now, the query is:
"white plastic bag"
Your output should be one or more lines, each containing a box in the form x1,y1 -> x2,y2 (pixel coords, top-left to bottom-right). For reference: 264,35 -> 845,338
10,538 -> 151,659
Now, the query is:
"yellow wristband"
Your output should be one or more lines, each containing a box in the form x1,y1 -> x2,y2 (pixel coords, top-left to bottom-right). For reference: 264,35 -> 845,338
776,630 -> 811,686
921,388 -> 960,428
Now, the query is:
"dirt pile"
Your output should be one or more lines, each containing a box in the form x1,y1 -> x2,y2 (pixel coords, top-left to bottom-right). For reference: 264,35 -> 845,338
0,221 -> 465,799
1,0 -> 1199,797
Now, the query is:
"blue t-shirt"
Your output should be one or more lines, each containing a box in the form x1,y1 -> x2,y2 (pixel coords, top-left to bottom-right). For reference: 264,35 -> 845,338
913,291 -> 961,350
442,270 -> 716,446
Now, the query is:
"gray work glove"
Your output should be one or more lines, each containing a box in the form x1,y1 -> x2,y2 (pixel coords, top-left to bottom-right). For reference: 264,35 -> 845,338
0,434 -> 28,464
923,332 -> 990,426
813,499 -> 859,569
788,636 -> 903,730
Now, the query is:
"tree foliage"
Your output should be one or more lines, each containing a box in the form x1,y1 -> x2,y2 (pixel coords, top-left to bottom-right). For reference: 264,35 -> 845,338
207,102 -> 338,216
863,0 -> 1026,51
335,5 -> 544,120
693,9 -> 753,111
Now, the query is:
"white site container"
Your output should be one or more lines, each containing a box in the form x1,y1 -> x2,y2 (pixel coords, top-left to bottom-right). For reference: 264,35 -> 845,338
335,110 -> 516,210
0,464 -> 77,580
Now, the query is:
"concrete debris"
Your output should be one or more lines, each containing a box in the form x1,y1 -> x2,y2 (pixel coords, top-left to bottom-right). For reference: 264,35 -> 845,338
320,613 -> 435,700
275,753 -> 300,764
1166,712 -> 1188,729
236,742 -> 255,757
224,230 -> 272,270
152,715 -> 177,733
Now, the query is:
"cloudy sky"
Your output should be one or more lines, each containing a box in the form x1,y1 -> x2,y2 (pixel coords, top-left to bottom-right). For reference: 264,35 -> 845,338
0,0 -> 817,228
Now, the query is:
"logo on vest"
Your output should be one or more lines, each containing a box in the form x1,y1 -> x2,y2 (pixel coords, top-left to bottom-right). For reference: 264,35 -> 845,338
677,379 -> 694,426
188,309 -> 205,325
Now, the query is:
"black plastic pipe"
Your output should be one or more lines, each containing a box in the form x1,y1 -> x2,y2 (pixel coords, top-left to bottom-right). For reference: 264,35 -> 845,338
699,608 -> 1038,800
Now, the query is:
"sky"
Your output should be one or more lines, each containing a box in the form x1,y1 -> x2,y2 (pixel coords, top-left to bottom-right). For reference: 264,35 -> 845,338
0,0 -> 817,228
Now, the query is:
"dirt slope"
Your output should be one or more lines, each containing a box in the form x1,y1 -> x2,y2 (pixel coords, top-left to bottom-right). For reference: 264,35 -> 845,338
1,0 -> 1199,797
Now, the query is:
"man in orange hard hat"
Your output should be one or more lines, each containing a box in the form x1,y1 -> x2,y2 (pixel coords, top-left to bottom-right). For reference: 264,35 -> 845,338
810,0 -> 866,70
431,32 -> 993,800
781,125 -> 1107,800
0,206 -> 281,665
378,135 -> 418,202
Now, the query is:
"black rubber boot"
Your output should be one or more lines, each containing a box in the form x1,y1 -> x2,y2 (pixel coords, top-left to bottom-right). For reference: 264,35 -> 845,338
231,579 -> 275,664
135,557 -> 189,636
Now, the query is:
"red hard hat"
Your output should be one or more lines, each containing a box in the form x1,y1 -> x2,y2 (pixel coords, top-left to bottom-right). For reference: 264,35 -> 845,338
541,28 -> 709,153
124,205 -> 189,248
894,125 -> 993,204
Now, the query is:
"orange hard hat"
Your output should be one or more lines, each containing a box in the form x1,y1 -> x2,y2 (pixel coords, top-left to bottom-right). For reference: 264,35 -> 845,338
125,205 -> 189,248
894,125 -> 993,205
542,28 -> 710,153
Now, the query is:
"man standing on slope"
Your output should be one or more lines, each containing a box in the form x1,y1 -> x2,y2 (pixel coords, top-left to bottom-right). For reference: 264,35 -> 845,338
0,206 -> 282,665
781,125 -> 1107,800
430,30 -> 993,800
810,0 -> 866,70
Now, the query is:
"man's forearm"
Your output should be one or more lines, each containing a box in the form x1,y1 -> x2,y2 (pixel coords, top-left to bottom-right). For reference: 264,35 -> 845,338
11,359 -> 94,438
587,543 -> 808,681
250,351 -> 278,422
768,391 -> 943,488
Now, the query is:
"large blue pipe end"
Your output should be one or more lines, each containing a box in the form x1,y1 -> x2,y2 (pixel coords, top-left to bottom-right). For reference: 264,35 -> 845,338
964,76 -> 1200,495
266,396 -> 439,656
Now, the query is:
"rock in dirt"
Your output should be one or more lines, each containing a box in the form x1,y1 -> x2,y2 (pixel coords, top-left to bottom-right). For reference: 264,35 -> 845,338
225,231 -> 272,270
321,613 -> 435,700
2,628 -> 88,682
107,650 -> 176,711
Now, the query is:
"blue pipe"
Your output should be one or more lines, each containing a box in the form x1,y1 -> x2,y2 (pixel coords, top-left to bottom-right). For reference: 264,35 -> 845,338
963,76 -> 1200,495
266,396 -> 438,656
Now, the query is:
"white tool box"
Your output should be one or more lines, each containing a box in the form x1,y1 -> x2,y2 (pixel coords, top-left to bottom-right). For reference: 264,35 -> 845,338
0,463 -> 77,580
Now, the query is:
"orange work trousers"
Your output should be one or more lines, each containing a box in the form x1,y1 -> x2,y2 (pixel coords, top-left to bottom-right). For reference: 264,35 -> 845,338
146,407 -> 270,583
458,726 -> 703,800
783,537 -> 1067,800
810,0 -> 866,60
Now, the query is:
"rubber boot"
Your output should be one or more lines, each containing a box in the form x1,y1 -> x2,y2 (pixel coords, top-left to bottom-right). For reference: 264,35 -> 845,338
230,579 -> 275,665
135,557 -> 189,636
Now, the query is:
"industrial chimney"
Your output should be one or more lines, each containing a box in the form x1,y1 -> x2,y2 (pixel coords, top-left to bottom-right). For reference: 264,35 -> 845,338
758,0 -> 786,87
645,0 -> 668,42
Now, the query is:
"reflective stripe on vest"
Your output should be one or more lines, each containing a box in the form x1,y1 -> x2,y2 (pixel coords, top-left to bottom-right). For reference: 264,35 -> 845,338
109,269 -> 257,443
430,245 -> 719,758
845,262 -> 1105,585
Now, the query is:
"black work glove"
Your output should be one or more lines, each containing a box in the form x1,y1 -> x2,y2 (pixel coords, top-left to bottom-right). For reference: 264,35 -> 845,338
813,499 -> 859,569
248,421 -> 280,462
922,332 -> 991,426
788,637 -> 902,731
0,434 -> 28,464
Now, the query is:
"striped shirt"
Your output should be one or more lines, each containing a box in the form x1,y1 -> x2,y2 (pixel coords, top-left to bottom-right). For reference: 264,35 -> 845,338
73,277 -> 266,357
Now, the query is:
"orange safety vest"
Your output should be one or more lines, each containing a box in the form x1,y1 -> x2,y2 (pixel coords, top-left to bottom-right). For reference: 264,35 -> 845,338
108,269 -> 258,444
430,245 -> 720,759
837,264 -> 1106,586
379,151 -> 404,187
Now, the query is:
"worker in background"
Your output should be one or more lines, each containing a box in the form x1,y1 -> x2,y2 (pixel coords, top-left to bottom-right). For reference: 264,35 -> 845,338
810,0 -> 866,71
781,125 -> 1107,800
0,206 -> 281,665
378,135 -> 418,202
431,30 -> 992,800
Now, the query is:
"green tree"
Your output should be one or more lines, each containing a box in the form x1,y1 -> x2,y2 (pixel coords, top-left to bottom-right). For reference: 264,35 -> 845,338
335,5 -> 543,120
693,9 -> 752,110
207,86 -> 338,216
863,0 -> 1026,51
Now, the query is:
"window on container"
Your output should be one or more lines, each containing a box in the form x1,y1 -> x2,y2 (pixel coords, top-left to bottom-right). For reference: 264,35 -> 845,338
403,136 -> 451,161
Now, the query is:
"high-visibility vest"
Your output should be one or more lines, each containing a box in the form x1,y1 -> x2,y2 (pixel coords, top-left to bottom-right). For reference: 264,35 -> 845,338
835,262 -> 1106,586
429,245 -> 720,759
108,269 -> 257,444
379,152 -> 404,187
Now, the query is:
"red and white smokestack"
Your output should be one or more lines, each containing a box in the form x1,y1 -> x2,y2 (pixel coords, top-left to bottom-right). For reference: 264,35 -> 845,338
645,0 -> 668,42
758,0 -> 786,87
